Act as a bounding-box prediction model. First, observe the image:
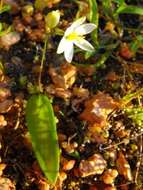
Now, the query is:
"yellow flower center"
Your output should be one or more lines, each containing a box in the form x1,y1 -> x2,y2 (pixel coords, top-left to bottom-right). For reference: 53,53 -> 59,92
66,32 -> 80,41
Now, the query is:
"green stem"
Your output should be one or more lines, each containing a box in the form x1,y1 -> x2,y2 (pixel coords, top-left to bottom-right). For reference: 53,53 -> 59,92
38,35 -> 48,92
121,87 -> 143,107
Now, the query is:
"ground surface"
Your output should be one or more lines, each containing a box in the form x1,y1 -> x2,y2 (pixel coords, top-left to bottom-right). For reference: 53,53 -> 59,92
0,0 -> 143,190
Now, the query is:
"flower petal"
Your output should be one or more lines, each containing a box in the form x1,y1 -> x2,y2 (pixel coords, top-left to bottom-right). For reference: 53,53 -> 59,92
75,23 -> 96,35
65,17 -> 86,36
64,26 -> 74,37
74,38 -> 95,52
57,37 -> 67,54
71,17 -> 86,29
64,42 -> 74,63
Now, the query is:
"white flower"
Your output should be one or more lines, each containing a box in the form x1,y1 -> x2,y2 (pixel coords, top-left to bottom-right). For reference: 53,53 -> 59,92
57,17 -> 96,63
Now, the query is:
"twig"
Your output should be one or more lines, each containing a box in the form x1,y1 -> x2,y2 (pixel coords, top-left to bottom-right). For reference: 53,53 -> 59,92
101,131 -> 143,151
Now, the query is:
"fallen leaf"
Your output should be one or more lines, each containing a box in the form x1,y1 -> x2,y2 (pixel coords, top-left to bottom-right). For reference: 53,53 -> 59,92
38,180 -> 50,190
87,124 -> 108,143
128,62 -> 143,74
120,43 -> 134,59
0,177 -> 15,190
106,71 -> 120,81
62,159 -> 76,171
0,87 -> 11,102
77,65 -> 96,76
0,163 -> 6,176
0,115 -> 7,128
0,32 -> 20,49
0,99 -> 13,113
46,85 -> 72,99
80,92 -> 118,125
48,64 -> 77,89
116,151 -> 132,181
73,87 -> 89,99
79,154 -> 107,177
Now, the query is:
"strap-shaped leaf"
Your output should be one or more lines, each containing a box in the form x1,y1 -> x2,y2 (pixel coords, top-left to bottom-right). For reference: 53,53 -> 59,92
116,5 -> 143,15
26,94 -> 60,184
85,0 -> 98,59
88,0 -> 99,45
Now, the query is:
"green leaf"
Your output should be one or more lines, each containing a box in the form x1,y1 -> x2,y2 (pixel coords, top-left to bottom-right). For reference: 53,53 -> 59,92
116,5 -> 143,15
88,0 -> 99,45
0,23 -> 2,32
0,4 -> 11,14
125,107 -> 143,127
121,88 -> 143,106
112,0 -> 125,6
0,26 -> 12,37
102,0 -> 113,18
95,51 -> 111,68
85,0 -> 98,58
26,94 -> 60,184
130,35 -> 143,53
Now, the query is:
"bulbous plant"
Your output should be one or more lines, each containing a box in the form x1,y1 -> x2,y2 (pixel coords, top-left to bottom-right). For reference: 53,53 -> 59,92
26,10 -> 60,185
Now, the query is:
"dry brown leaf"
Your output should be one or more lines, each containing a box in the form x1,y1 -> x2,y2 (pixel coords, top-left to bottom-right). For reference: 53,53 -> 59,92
119,184 -> 129,190
79,154 -> 107,177
87,124 -> 108,143
61,64 -> 77,88
128,63 -> 143,74
0,88 -> 11,102
0,99 -> 13,113
62,159 -> 76,171
55,171 -> 67,190
0,177 -> 15,190
106,71 -> 120,81
119,43 -> 134,59
48,64 -> 77,89
0,115 -> 7,128
89,184 -> 117,190
80,92 -> 118,126
0,32 -> 20,49
48,67 -> 66,89
73,87 -> 89,99
104,187 -> 117,190
77,65 -> 96,76
46,85 -> 71,99
38,180 -> 50,190
116,151 -> 132,181
0,163 -> 6,176
114,122 -> 130,138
